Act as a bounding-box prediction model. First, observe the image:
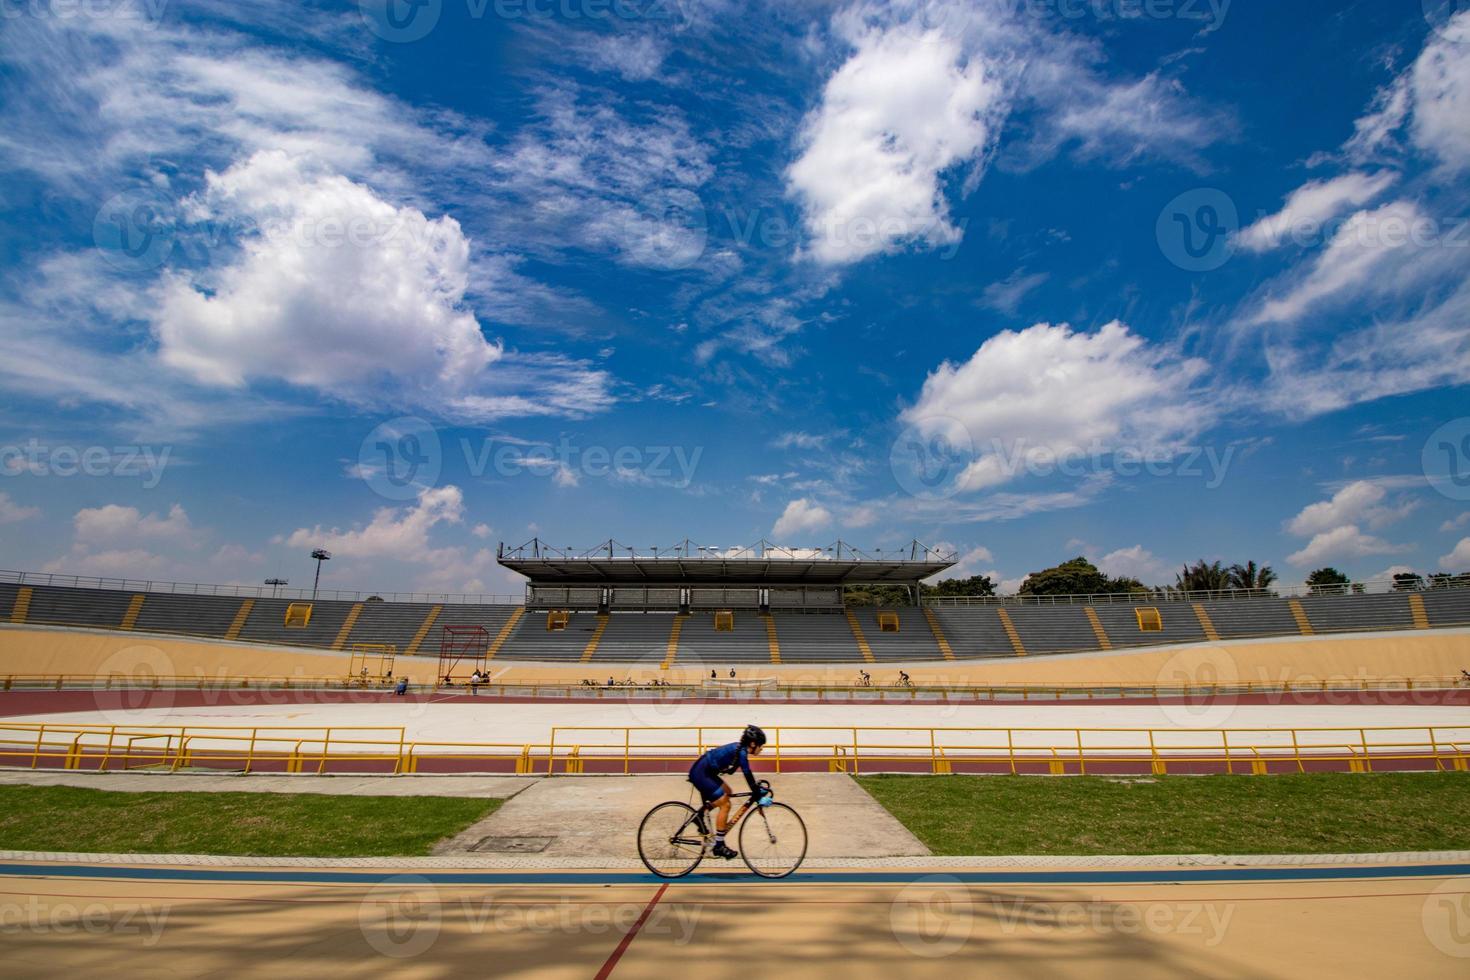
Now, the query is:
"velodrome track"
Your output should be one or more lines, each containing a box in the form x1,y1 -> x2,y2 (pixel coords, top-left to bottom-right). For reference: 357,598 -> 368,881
4,687 -> 1469,775
3,857 -> 1469,977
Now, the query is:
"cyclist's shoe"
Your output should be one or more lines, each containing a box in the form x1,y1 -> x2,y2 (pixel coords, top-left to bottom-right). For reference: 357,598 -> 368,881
712,842 -> 739,860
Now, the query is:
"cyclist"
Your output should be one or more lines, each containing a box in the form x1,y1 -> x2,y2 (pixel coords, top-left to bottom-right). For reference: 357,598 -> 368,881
688,724 -> 770,860
898,670 -> 911,687
858,669 -> 871,687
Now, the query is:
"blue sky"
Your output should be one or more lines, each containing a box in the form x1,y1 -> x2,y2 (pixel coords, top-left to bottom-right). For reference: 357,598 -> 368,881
1,0 -> 1469,596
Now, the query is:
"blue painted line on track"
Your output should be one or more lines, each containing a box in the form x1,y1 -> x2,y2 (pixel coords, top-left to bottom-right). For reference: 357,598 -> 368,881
2,863 -> 1468,887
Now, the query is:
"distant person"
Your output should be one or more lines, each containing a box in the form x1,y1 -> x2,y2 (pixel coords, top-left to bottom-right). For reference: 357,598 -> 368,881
469,670 -> 482,695
710,669 -> 717,680
607,676 -> 615,687
729,668 -> 736,678
394,677 -> 409,696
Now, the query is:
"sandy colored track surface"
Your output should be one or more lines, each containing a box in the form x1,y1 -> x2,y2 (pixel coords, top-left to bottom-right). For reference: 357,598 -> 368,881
1,862 -> 1467,978
7,698 -> 1469,746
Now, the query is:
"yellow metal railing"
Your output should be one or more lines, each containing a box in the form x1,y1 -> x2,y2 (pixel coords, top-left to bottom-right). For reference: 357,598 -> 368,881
2,721 -> 1467,776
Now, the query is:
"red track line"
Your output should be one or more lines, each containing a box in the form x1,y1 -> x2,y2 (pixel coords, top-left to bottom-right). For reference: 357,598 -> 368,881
595,882 -> 667,979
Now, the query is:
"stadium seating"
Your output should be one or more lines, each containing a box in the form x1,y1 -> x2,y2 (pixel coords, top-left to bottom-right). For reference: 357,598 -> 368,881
3,579 -> 1469,665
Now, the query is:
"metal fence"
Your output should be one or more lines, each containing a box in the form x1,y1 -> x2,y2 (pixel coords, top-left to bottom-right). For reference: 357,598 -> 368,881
0,569 -> 520,605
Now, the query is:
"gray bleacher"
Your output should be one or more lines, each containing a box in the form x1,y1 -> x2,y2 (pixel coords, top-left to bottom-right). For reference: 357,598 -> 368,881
345,601 -> 440,651
1423,588 -> 1470,627
236,597 -> 356,649
19,586 -> 139,629
133,593 -> 245,637
851,608 -> 943,662
497,611 -> 597,661
589,613 -> 679,662
1298,593 -> 1415,633
6,578 -> 1469,666
930,608 -> 1015,658
1196,598 -> 1300,639
678,611 -> 771,665
1004,606 -> 1100,655
1090,604 -> 1206,649
767,612 -> 860,662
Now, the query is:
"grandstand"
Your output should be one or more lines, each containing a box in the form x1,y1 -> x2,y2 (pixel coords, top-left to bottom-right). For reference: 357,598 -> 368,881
3,541 -> 1469,667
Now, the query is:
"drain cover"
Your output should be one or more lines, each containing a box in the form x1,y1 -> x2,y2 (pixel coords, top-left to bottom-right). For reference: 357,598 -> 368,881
471,836 -> 554,853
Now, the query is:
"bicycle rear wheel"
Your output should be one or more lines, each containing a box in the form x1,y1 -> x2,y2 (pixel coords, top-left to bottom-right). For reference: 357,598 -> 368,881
638,801 -> 706,878
739,803 -> 807,879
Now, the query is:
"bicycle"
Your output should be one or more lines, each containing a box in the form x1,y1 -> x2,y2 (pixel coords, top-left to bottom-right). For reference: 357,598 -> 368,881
637,779 -> 808,879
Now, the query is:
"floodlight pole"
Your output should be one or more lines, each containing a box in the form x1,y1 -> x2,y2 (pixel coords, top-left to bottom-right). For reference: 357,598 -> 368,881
310,549 -> 332,599
265,577 -> 287,598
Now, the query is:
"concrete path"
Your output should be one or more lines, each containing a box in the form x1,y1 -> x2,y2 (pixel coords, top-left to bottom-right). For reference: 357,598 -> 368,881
0,770 -> 535,798
433,774 -> 930,859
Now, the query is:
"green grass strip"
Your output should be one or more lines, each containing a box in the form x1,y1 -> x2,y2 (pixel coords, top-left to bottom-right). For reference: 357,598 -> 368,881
0,786 -> 500,857
855,773 -> 1470,855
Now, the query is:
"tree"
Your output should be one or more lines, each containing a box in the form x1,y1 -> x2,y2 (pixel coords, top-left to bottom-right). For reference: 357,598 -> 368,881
1392,571 -> 1424,592
1174,560 -> 1232,593
1306,567 -> 1350,596
923,575 -> 998,599
1019,557 -> 1112,596
1228,561 -> 1277,592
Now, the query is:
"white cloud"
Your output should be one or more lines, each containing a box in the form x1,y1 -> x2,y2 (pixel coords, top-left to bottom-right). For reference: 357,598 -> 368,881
1248,200 -> 1437,326
73,503 -> 200,546
1096,545 -> 1171,585
979,269 -> 1049,314
901,321 -> 1208,491
773,432 -> 829,451
937,544 -> 994,581
1440,537 -> 1470,571
771,498 -> 833,539
843,505 -> 879,528
472,523 -> 492,539
151,151 -> 609,421
787,22 -> 1003,265
1441,513 -> 1470,533
41,548 -> 170,578
286,485 -> 463,559
0,492 -> 40,524
1286,525 -> 1410,568
1235,171 -> 1399,253
1284,481 -> 1416,538
1408,12 -> 1470,174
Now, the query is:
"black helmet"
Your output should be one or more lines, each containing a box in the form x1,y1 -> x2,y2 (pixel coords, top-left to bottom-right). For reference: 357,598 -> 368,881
741,724 -> 767,748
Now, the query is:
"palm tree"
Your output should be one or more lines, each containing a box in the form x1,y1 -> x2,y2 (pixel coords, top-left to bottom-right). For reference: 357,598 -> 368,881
1175,560 -> 1232,593
1227,561 -> 1277,593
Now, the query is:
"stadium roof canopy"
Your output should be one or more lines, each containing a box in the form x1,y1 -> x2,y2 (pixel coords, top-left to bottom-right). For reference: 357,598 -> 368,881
497,539 -> 956,587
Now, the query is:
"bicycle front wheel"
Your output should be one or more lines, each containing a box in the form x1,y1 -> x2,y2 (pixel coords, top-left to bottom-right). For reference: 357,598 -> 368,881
739,803 -> 807,879
638,801 -> 706,878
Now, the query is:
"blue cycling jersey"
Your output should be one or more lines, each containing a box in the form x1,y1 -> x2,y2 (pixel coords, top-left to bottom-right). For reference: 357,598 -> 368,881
691,741 -> 759,796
